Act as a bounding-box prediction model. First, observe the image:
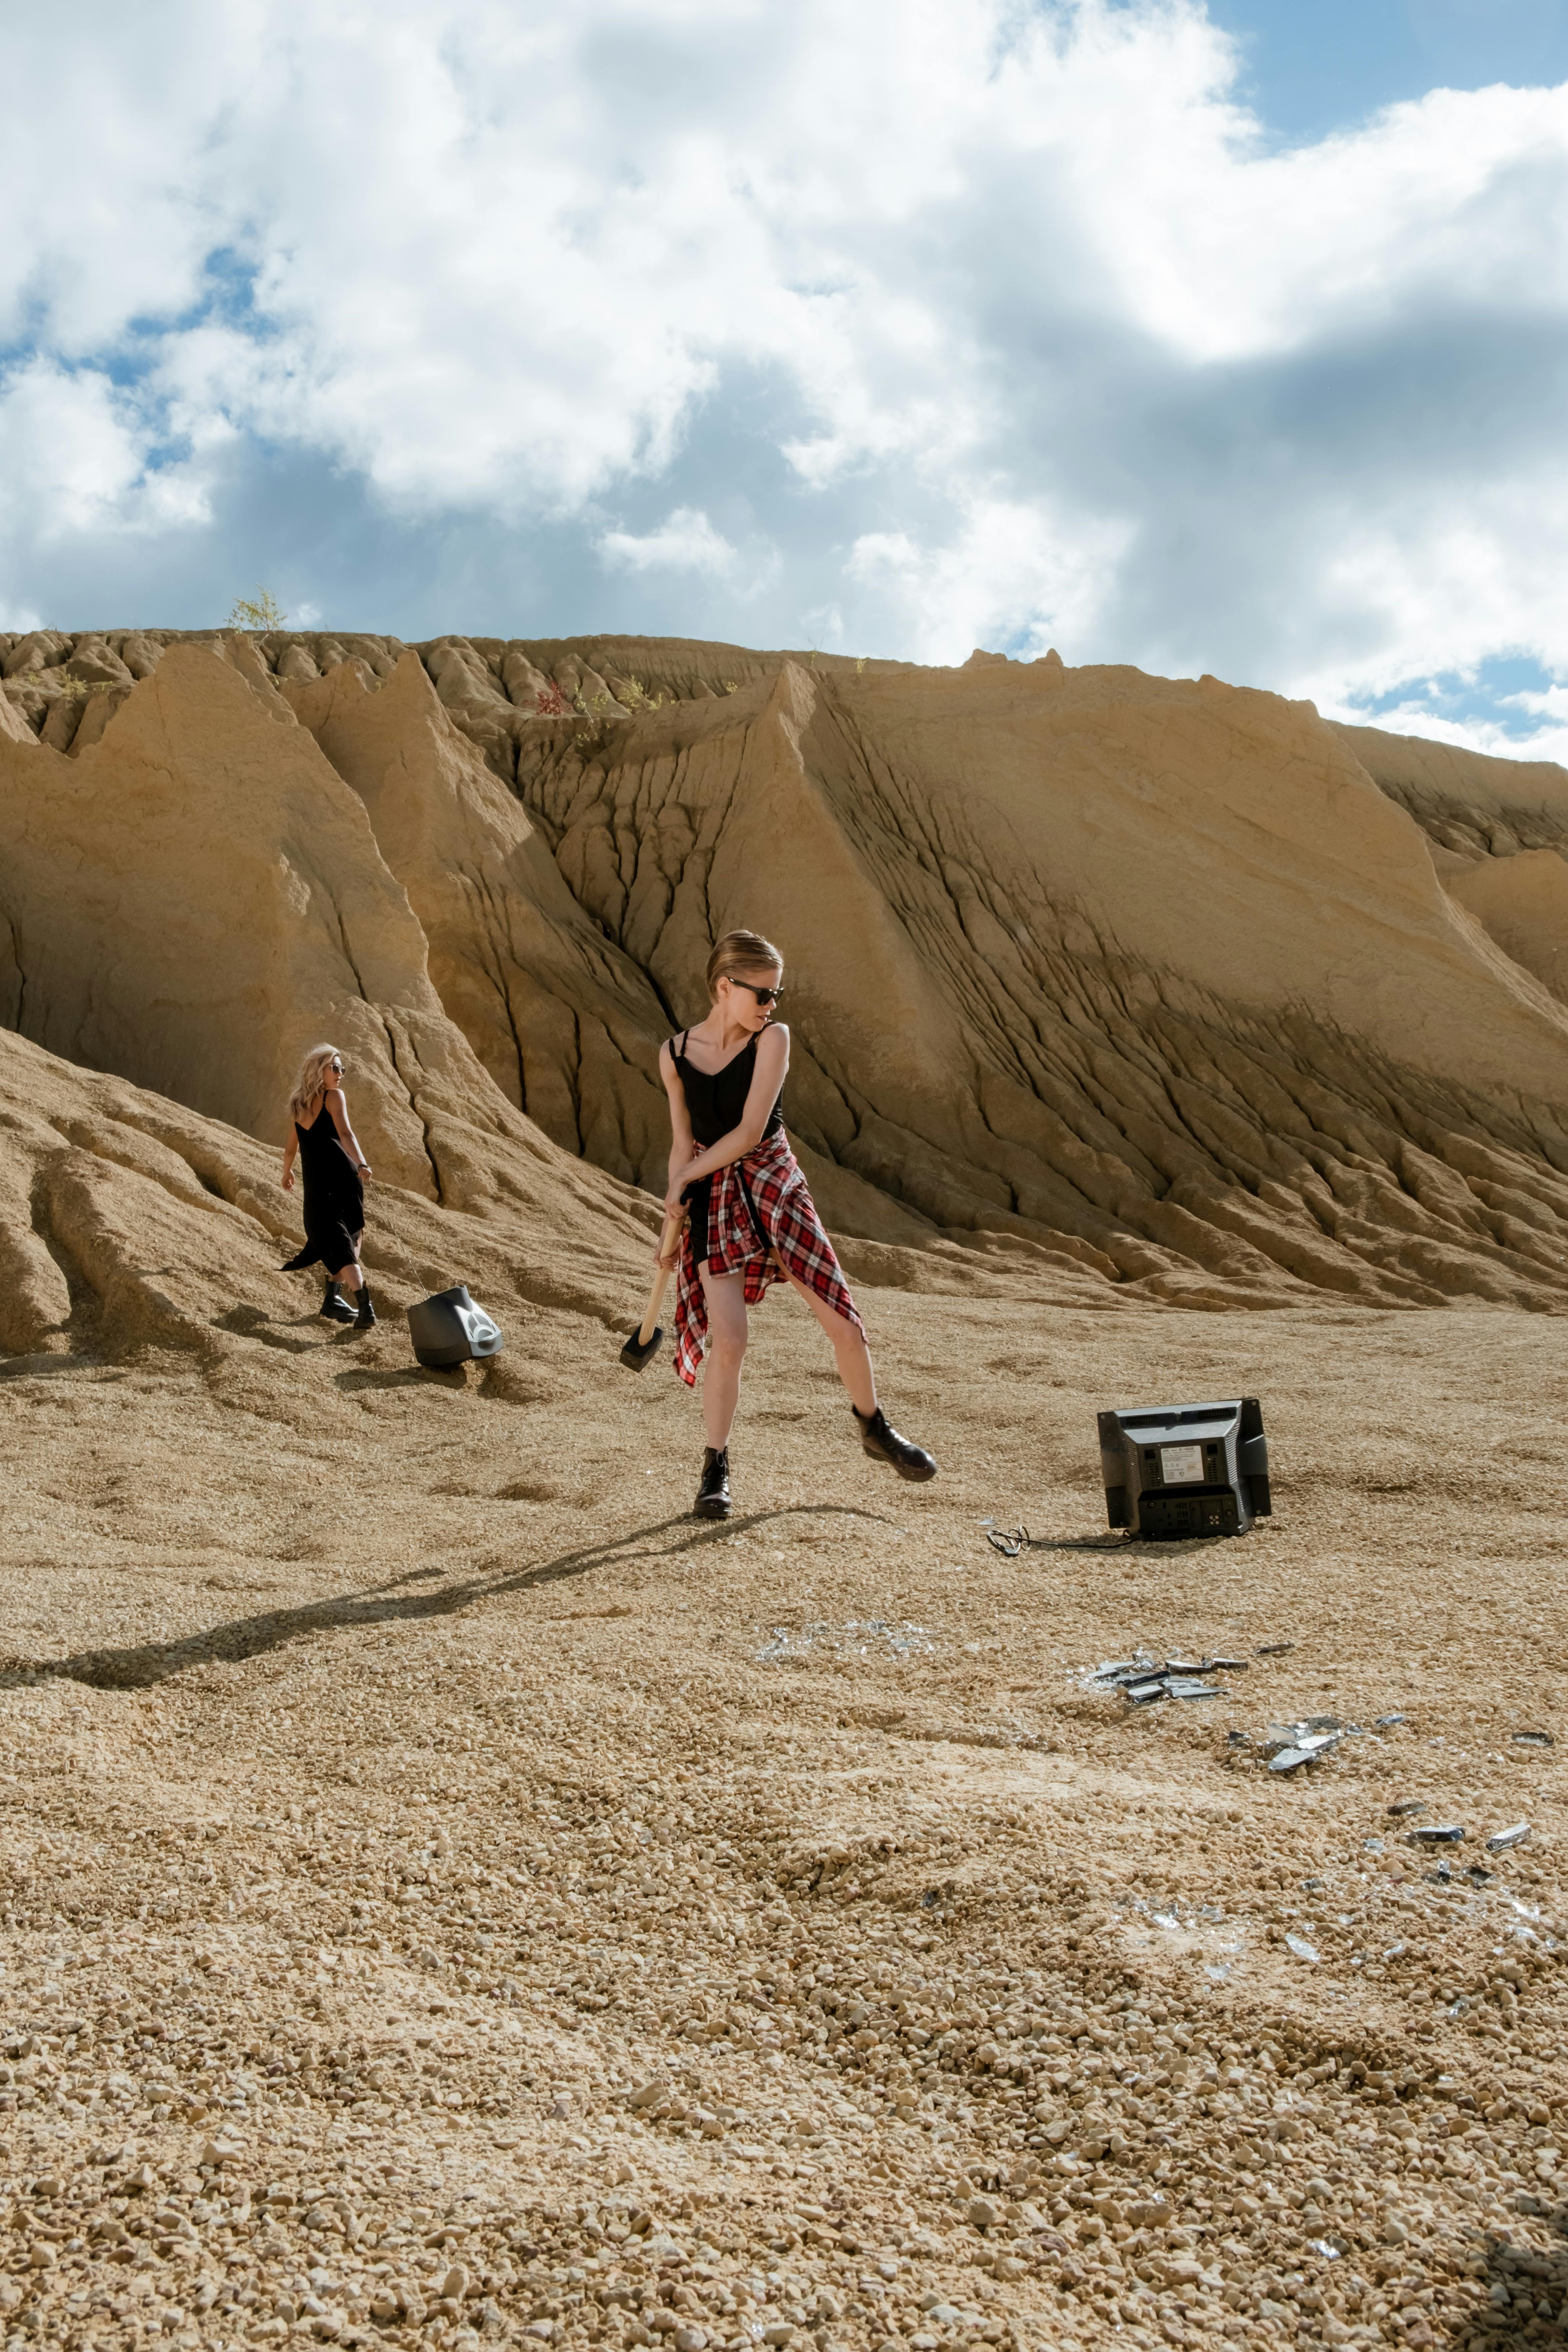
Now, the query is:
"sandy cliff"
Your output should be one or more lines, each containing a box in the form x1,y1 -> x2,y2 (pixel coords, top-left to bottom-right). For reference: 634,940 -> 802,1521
4,624 -> 1568,1312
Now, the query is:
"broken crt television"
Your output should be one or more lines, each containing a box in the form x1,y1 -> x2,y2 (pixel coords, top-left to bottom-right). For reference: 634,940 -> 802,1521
1097,1398 -> 1270,1539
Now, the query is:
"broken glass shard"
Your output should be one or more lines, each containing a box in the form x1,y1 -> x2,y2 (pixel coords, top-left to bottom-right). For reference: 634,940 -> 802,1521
1270,1736 -> 1336,1773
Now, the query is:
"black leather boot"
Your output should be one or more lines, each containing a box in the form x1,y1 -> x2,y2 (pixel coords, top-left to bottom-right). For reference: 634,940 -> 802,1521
320,1280 -> 355,1324
854,1404 -> 937,1482
354,1285 -> 377,1330
693,1446 -> 732,1519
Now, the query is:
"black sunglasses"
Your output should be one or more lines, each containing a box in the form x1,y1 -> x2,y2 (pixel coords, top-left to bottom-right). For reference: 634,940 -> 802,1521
732,980 -> 784,1008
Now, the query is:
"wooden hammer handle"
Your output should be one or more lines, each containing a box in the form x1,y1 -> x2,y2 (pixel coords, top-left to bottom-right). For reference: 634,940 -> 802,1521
637,1207 -> 687,1346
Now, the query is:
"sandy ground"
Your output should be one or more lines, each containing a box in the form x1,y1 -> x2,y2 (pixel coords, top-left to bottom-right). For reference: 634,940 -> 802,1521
0,1285 -> 1565,2351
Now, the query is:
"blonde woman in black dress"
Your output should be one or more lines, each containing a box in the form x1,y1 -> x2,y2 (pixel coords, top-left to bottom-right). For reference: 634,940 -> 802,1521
280,1045 -> 377,1328
658,928 -> 935,1518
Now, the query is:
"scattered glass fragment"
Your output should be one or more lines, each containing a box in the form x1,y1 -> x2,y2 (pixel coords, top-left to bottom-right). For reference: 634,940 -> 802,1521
1285,1933 -> 1319,1962
1387,1801 -> 1427,1819
1375,1714 -> 1408,1728
1512,1732 -> 1554,1749
755,1619 -> 935,1665
1255,1643 -> 1294,1656
1270,1736 -> 1336,1774
1407,1824 -> 1465,1845
1487,1822 -> 1531,1854
1464,1866 -> 1493,1887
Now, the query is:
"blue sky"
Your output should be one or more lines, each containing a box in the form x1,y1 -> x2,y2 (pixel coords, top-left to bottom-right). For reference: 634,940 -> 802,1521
5,0 -> 1568,759
1213,1 -> 1568,143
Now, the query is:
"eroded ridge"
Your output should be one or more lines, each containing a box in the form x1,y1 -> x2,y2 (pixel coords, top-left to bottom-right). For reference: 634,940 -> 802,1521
6,629 -> 1568,1308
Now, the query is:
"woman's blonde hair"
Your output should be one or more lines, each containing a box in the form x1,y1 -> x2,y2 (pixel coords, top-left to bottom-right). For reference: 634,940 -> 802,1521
289,1044 -> 345,1124
706,928 -> 783,999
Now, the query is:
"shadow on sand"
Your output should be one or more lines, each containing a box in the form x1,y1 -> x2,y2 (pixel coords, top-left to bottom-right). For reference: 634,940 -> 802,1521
0,1504 -> 898,1694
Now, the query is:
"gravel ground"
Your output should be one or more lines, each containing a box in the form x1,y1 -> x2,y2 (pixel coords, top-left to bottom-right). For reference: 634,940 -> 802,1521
0,1289 -> 1565,2351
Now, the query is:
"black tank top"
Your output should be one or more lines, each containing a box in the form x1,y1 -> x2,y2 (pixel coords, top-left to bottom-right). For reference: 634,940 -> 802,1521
672,1032 -> 785,1146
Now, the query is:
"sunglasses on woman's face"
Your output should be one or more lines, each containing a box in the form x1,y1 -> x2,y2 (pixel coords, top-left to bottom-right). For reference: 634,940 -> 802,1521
733,980 -> 784,1008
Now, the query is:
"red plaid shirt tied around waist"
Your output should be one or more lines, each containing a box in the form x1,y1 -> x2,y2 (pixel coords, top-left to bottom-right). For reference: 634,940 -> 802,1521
673,1132 -> 863,1386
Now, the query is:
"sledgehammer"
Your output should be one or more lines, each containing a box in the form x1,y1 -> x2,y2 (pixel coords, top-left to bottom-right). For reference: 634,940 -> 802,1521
619,1206 -> 687,1371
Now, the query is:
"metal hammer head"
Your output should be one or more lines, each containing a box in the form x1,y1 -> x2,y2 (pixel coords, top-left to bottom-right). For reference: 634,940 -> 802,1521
619,1323 -> 664,1372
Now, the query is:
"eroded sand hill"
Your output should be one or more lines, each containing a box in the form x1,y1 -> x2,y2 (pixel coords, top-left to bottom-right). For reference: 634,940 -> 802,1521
7,628 -> 1568,1308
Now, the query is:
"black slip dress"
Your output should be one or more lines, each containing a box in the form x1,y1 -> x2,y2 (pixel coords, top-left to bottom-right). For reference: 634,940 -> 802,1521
282,1096 -> 366,1275
672,1031 -> 785,1268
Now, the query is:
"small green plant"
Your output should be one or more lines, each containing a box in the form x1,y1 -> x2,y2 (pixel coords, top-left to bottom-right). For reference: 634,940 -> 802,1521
226,588 -> 288,631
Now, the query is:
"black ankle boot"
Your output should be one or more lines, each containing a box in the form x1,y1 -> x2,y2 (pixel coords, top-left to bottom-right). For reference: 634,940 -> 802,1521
854,1404 -> 938,1482
693,1446 -> 731,1519
319,1281 -> 355,1324
354,1286 -> 377,1330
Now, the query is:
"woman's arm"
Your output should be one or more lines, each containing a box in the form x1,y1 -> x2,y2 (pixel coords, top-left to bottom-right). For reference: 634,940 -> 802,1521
657,1042 -> 699,1257
281,1129 -> 298,1191
661,1026 -> 789,1215
325,1085 -> 372,1178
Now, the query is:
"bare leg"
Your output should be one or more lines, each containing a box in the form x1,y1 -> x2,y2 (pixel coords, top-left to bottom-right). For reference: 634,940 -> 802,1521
699,1264 -> 748,1448
785,1271 -> 877,1417
336,1233 -> 365,1293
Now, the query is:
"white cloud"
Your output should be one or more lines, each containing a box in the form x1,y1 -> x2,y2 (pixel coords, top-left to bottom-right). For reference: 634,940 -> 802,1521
0,357 -> 215,550
598,507 -> 740,575
3,0 -> 1568,738
1333,699 -> 1568,769
848,498 -> 1132,665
